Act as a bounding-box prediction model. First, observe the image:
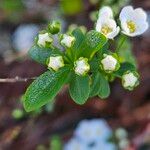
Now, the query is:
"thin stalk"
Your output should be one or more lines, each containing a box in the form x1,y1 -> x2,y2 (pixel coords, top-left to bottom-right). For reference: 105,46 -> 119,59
0,76 -> 36,83
116,35 -> 127,53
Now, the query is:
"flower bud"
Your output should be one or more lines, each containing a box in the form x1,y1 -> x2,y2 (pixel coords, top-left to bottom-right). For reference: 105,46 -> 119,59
74,57 -> 90,76
122,71 -> 139,90
60,34 -> 75,48
37,33 -> 53,47
48,21 -> 61,34
48,56 -> 64,71
100,54 -> 119,73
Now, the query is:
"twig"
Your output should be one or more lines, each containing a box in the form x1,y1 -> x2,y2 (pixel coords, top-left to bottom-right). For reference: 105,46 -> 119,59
0,76 -> 37,83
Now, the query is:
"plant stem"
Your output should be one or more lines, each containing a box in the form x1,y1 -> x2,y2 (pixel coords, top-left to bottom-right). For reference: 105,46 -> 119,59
116,35 -> 127,53
0,76 -> 37,83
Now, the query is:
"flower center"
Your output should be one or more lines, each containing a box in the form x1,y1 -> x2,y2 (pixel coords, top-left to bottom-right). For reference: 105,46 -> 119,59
127,20 -> 136,33
101,25 -> 113,35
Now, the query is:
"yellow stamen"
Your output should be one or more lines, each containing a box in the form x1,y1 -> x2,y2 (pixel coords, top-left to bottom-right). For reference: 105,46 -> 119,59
101,25 -> 113,35
127,20 -> 136,33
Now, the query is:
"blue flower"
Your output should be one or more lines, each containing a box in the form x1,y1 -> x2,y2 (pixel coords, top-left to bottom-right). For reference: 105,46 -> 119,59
74,119 -> 112,144
88,141 -> 117,150
64,138 -> 88,150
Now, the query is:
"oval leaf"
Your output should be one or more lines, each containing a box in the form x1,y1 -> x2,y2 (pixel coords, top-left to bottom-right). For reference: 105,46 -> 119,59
72,28 -> 85,51
90,72 -> 101,97
23,67 -> 70,112
69,74 -> 90,104
79,30 -> 107,58
98,72 -> 110,99
29,45 -> 62,65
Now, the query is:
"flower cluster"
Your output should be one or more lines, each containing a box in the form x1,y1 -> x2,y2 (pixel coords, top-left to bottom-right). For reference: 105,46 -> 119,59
64,119 -> 116,150
96,6 -> 148,39
23,6 -> 148,112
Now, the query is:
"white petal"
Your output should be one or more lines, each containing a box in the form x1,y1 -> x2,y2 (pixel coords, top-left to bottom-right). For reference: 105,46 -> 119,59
134,8 -> 147,21
99,6 -> 113,18
102,18 -> 117,28
120,20 -> 130,33
95,20 -> 102,32
119,6 -> 134,21
134,21 -> 149,36
107,19 -> 117,29
107,26 -> 120,39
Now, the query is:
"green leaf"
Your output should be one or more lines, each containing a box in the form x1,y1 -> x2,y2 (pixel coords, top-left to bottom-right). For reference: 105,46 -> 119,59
90,72 -> 101,97
98,72 -> 110,99
114,62 -> 136,77
89,57 -> 99,73
28,45 -> 61,65
23,67 -> 70,112
72,28 -> 85,51
79,30 -> 107,59
69,74 -> 90,104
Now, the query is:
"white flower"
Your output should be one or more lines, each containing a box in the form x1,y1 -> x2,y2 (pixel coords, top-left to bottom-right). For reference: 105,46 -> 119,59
96,6 -> 120,39
101,54 -> 119,73
122,71 -> 139,90
96,17 -> 120,39
119,6 -> 149,36
99,6 -> 113,18
64,138 -> 87,150
74,119 -> 112,144
74,57 -> 90,76
61,34 -> 75,48
48,56 -> 64,71
37,33 -> 53,47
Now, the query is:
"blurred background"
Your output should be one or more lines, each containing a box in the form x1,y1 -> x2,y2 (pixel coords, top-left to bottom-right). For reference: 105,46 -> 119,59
0,0 -> 150,150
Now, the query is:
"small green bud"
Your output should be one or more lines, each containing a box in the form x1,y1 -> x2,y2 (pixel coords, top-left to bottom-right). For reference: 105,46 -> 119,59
60,34 -> 75,48
48,21 -> 61,34
122,71 -> 139,90
47,56 -> 64,71
74,57 -> 90,76
37,32 -> 53,47
100,54 -> 120,73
